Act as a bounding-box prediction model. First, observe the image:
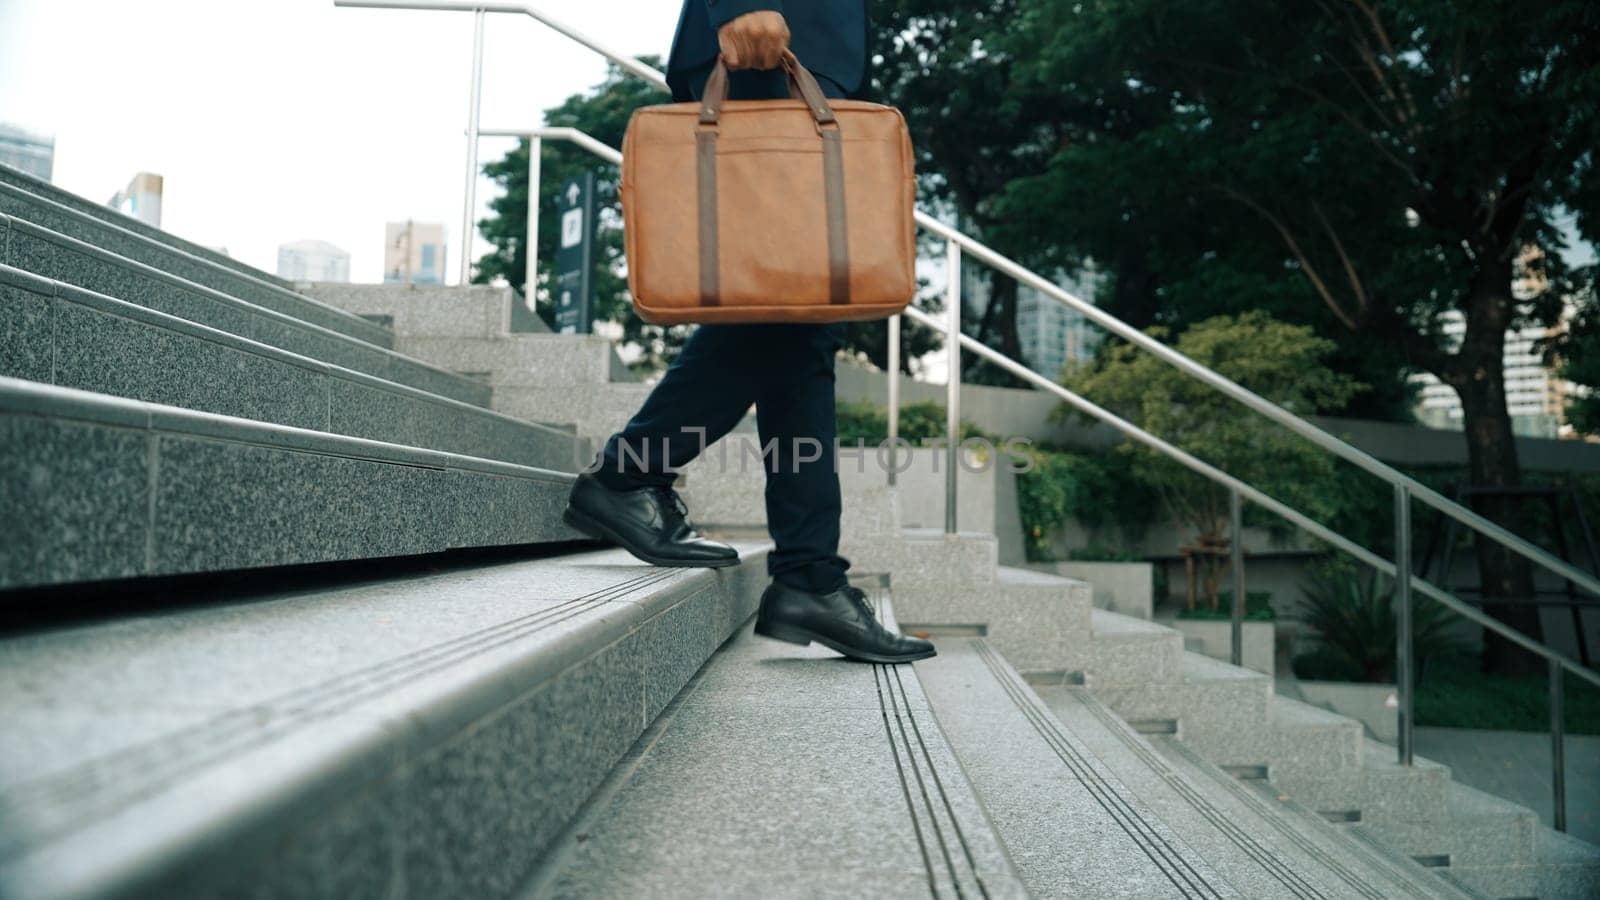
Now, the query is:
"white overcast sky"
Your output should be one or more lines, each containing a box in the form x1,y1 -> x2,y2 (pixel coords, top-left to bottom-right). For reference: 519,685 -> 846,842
0,0 -> 679,283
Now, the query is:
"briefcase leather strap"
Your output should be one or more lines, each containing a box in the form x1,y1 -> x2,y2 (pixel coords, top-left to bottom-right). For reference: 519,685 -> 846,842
695,51 -> 851,307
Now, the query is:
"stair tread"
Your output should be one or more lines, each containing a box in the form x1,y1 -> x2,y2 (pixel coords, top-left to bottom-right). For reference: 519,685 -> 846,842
533,593 -> 1025,899
1182,650 -> 1273,684
994,563 -> 1080,586
1269,694 -> 1367,730
1091,607 -> 1179,637
0,544 -> 770,897
916,637 -> 1241,898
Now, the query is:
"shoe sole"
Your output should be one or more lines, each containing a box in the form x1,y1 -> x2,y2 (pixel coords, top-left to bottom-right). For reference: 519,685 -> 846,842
562,505 -> 740,569
753,619 -> 937,664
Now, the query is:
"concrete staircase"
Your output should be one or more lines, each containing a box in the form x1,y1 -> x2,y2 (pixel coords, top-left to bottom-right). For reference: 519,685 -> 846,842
4,165 -> 1599,899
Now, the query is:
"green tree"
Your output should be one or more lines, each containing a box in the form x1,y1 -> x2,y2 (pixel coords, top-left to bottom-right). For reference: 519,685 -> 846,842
1064,312 -> 1364,607
871,0 -> 1083,385
996,0 -> 1600,673
474,59 -> 691,370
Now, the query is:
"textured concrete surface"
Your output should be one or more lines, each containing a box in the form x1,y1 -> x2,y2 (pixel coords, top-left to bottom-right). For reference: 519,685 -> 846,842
0,544 -> 770,898
917,637 -> 1241,898
531,595 -> 1024,900
0,261 -> 585,466
1,223 -> 491,407
0,378 -> 582,588
1039,684 -> 1468,899
0,187 -> 390,347
0,163 -> 299,292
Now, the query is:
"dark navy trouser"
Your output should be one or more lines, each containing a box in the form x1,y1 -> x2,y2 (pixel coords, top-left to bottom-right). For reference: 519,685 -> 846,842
595,63 -> 854,594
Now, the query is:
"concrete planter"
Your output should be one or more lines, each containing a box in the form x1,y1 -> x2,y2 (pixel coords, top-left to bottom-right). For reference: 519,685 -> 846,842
1168,618 -> 1275,675
1298,680 -> 1398,744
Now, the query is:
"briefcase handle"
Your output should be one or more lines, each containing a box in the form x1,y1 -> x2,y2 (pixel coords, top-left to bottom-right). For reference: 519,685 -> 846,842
698,49 -> 838,130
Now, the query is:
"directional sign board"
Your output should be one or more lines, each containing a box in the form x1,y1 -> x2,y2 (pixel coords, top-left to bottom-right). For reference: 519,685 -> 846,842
553,172 -> 596,335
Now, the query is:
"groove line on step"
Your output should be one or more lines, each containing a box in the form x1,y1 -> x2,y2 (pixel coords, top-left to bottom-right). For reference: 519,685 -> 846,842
0,566 -> 687,858
874,660 -> 941,897
973,640 -> 1224,899
1067,688 -> 1329,899
1156,736 -> 1434,900
889,664 -> 991,899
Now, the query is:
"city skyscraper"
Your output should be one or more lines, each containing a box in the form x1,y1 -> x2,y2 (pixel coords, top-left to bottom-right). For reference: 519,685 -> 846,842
0,123 -> 55,181
277,239 -> 351,283
383,221 -> 447,285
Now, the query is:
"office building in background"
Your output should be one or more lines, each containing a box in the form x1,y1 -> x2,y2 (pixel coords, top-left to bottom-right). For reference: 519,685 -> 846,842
962,262 -> 1105,380
383,221 -> 447,285
277,239 -> 351,282
0,123 -> 56,181
1411,248 -> 1579,438
108,172 -> 164,227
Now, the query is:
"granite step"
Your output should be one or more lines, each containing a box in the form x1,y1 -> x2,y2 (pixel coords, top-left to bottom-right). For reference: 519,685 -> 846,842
528,588 -> 1026,899
1151,735 -> 1477,900
916,636 -> 1243,898
1353,780 -> 1600,899
0,215 -> 499,409
1086,608 -> 1186,686
1,377 -> 581,590
1033,682 -> 1471,899
0,180 -> 391,348
1271,737 -> 1453,827
0,265 -> 586,472
299,283 -> 639,387
0,161 -> 297,293
892,559 -> 1094,675
0,542 -> 770,898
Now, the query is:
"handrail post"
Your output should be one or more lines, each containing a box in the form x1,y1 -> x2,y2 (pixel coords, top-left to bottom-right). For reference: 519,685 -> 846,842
459,7 -> 486,286
1550,658 -> 1567,832
1231,488 -> 1245,667
887,314 -> 900,487
945,240 -> 961,535
1395,484 -> 1414,766
523,134 -> 541,299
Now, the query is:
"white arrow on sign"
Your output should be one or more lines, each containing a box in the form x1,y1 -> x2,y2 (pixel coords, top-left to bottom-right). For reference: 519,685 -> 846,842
566,183 -> 581,206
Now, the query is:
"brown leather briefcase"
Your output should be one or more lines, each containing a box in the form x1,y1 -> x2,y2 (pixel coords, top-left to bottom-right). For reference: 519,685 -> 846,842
621,52 -> 915,325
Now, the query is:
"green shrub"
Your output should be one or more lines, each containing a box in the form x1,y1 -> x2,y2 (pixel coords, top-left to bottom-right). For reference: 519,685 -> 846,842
1293,563 -> 1465,683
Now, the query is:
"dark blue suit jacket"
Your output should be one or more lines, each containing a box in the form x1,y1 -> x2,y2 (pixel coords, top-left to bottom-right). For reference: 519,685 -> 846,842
666,0 -> 868,102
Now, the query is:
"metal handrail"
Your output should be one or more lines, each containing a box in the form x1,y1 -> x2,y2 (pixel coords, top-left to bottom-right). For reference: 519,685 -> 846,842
334,1 -> 1593,828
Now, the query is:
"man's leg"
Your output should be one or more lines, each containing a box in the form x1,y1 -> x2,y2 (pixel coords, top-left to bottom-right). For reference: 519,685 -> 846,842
752,323 -> 849,593
565,326 -> 757,567
594,325 -> 759,490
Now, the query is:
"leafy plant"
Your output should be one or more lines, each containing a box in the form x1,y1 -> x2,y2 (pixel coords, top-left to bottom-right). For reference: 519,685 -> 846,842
1064,312 -> 1364,606
1293,564 -> 1465,684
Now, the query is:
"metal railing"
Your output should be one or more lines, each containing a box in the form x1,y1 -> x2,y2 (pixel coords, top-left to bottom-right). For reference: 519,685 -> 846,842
334,0 -> 1597,832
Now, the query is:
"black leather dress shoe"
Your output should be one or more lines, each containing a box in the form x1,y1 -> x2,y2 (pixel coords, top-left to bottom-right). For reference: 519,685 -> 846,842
563,474 -> 738,568
754,582 -> 936,663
